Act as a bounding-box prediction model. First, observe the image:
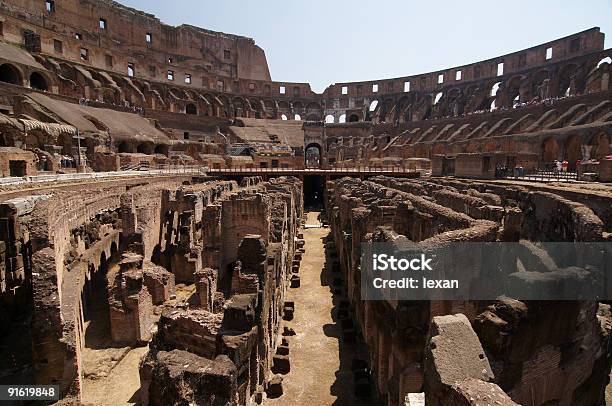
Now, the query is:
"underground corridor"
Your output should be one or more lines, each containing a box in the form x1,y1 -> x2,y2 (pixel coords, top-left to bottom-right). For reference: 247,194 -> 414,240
265,211 -> 378,406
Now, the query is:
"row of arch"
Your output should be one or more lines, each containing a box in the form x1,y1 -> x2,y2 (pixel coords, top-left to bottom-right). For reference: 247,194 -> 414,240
0,63 -> 51,91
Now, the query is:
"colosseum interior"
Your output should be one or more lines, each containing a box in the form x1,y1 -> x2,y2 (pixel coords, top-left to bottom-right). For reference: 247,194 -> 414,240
0,1 -> 611,405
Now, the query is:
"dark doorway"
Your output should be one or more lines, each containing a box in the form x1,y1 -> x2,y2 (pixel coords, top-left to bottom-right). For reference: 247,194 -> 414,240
303,175 -> 325,209
9,160 -> 26,177
29,72 -> 48,91
305,143 -> 322,169
186,103 -> 197,115
0,64 -> 21,85
83,254 -> 112,348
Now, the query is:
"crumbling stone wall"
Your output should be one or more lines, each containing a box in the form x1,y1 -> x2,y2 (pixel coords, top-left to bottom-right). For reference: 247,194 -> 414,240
326,175 -> 612,405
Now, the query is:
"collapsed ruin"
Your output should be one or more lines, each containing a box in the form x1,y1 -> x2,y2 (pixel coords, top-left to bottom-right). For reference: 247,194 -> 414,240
0,1 -> 611,405
326,175 -> 612,405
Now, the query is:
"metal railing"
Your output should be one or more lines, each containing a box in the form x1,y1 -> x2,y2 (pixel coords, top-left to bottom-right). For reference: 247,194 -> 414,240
498,168 -> 578,182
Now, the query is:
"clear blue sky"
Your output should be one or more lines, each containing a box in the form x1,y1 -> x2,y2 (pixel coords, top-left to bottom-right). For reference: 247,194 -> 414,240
121,0 -> 612,93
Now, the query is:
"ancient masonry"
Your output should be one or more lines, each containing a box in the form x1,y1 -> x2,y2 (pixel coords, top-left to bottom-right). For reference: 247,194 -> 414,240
0,1 -> 611,405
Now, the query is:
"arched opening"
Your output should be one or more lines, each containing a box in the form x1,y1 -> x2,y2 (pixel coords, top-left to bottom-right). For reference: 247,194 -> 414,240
564,135 -> 581,170
154,144 -> 168,155
490,82 -> 501,97
348,114 -> 359,122
83,251 -> 112,349
591,133 -> 610,160
597,57 -> 612,69
369,100 -> 378,111
137,143 -> 152,154
339,114 -> 346,123
0,64 -> 22,85
305,143 -> 322,169
185,103 -> 197,115
117,142 -> 132,153
29,72 -> 48,91
281,114 -> 288,120
490,100 -> 497,111
325,114 -> 335,123
542,137 -> 560,163
294,114 -> 301,121
434,92 -> 443,105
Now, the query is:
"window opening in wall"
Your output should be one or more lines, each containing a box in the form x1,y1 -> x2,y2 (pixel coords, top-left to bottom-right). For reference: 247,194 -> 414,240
545,47 -> 553,60
45,0 -> 55,13
339,114 -> 346,123
369,100 -> 378,111
342,86 -> 348,95
183,131 -> 190,140
99,18 -> 107,30
80,48 -> 88,61
146,33 -> 152,43
281,114 -> 287,120
438,74 -> 444,84
185,73 -> 192,84
248,83 -> 255,91
217,80 -> 224,92
75,32 -> 82,40
167,70 -> 174,81
325,115 -> 335,123
127,63 -> 135,77
168,57 -> 173,64
372,84 -> 378,93
224,49 -> 231,59
279,86 -> 286,94
404,81 -> 410,92
105,54 -> 113,67
455,70 -> 462,81
53,39 -> 63,54
497,62 -> 504,76
0,21 -> 3,36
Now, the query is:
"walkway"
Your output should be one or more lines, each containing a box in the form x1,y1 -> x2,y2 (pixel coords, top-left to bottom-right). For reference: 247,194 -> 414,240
266,212 -> 373,406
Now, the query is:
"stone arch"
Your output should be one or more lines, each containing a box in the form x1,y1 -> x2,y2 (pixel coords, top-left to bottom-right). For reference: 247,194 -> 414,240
154,144 -> 169,155
117,141 -> 133,153
542,137 -> 560,163
557,63 -> 579,96
29,71 -> 49,91
137,143 -> 153,154
305,142 -> 322,168
185,103 -> 197,115
561,135 -> 581,170
0,63 -> 23,85
591,132 -> 610,160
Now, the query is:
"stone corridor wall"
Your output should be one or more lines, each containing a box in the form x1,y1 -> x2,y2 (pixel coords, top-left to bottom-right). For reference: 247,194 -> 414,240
326,175 -> 612,405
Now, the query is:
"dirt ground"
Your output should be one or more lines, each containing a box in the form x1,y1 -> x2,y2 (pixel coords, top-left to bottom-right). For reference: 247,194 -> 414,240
265,212 -> 374,406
